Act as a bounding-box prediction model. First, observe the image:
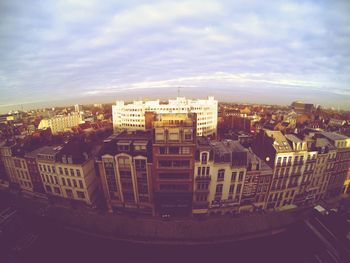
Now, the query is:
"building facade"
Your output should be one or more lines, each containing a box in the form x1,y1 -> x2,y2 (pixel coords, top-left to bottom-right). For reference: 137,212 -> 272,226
194,139 -> 249,215
97,131 -> 154,215
112,96 -> 218,137
152,113 -> 196,216
38,113 -> 82,134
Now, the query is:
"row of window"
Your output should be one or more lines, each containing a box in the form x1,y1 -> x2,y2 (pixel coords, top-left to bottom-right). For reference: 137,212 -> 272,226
41,174 -> 84,189
45,185 -> 85,199
216,170 -> 245,182
159,146 -> 190,155
215,183 -> 242,195
158,160 -> 190,168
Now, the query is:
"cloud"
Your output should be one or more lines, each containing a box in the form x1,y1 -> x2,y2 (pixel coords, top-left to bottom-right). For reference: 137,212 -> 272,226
0,0 -> 350,113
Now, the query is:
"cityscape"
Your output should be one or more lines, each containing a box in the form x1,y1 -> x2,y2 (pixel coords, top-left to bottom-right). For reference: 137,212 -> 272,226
1,97 -> 350,262
1,0 -> 350,263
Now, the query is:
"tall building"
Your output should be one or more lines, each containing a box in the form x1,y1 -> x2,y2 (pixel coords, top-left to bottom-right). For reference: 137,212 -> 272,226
112,96 -> 218,137
97,131 -> 154,215
38,113 -> 82,134
152,113 -> 197,216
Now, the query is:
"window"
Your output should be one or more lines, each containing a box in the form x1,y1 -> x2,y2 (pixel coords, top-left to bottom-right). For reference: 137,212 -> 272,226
229,184 -> 234,194
66,189 -> 73,198
181,147 -> 190,154
54,176 -> 58,184
201,152 -> 208,164
64,168 -> 68,176
206,167 -> 210,175
169,132 -> 179,141
168,146 -> 180,154
70,169 -> 74,176
118,157 -> 130,168
67,178 -> 72,187
155,131 -> 165,141
238,171 -> 244,181
52,166 -> 56,173
59,167 -> 63,174
231,172 -> 237,181
217,169 -> 225,181
76,169 -> 81,177
184,133 -> 192,141
215,184 -> 223,195
54,187 -> 61,194
62,178 -> 66,186
236,184 -> 242,193
79,180 -> 83,189
197,167 -> 201,176
159,147 -> 167,154
45,185 -> 52,192
73,179 -> 77,187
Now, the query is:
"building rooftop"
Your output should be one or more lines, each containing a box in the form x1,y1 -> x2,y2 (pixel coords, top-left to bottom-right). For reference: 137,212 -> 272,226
285,134 -> 303,143
264,130 -> 293,152
321,132 -> 349,141
35,145 -> 63,155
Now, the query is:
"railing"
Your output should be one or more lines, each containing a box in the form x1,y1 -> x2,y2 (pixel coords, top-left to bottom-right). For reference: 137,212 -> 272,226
195,175 -> 211,181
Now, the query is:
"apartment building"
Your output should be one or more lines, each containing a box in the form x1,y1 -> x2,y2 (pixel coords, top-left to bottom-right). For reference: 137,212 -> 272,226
97,131 -> 154,215
252,130 -> 318,209
241,150 -> 273,211
38,113 -> 82,134
34,142 -> 100,206
152,113 -> 196,216
0,142 -> 18,188
320,132 -> 350,197
194,139 -> 248,215
112,96 -> 218,137
304,136 -> 336,202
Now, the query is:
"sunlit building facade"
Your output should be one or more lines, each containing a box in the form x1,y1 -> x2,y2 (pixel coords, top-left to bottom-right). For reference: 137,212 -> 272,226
112,96 -> 218,137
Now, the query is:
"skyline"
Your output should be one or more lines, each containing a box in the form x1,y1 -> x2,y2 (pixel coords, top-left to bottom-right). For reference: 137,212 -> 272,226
1,0 -> 350,113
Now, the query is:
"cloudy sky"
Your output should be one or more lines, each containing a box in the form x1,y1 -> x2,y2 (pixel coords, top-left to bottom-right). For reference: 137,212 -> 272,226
0,0 -> 350,113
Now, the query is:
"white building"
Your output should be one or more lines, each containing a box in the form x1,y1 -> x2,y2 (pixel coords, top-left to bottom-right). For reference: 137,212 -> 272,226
75,104 -> 83,112
112,97 -> 218,137
38,113 -> 82,134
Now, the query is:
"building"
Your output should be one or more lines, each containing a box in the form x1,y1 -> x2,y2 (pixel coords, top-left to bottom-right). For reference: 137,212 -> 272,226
35,141 -> 100,206
304,136 -> 336,202
25,149 -> 45,194
0,142 -> 18,188
97,131 -> 154,215
291,101 -> 314,114
241,149 -> 273,211
251,130 -> 318,209
112,96 -> 218,137
152,113 -> 196,216
194,139 -> 248,216
38,113 -> 82,134
74,104 -> 83,113
320,132 -> 350,197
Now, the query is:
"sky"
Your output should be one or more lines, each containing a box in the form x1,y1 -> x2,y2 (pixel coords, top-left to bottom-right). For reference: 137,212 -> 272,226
0,0 -> 350,113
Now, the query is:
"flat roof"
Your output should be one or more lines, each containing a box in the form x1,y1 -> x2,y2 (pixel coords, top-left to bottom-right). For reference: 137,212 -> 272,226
321,132 -> 349,141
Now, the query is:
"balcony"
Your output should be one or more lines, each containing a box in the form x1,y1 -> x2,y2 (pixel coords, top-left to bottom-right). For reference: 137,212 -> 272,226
195,188 -> 209,194
195,175 -> 211,182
